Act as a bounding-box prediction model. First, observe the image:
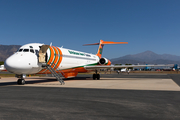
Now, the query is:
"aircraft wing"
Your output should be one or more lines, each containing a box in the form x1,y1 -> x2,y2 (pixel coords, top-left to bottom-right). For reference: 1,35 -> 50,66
84,64 -> 174,70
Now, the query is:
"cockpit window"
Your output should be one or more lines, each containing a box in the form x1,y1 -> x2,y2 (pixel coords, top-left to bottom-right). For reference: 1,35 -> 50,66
30,46 -> 33,48
30,49 -> 34,53
18,49 -> 23,52
23,49 -> 29,52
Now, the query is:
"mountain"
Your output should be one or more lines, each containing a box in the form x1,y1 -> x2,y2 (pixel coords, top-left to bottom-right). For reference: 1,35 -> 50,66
0,45 -> 21,61
111,51 -> 180,65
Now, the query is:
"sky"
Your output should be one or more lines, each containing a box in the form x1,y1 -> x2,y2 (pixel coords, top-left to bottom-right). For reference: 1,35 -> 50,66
0,0 -> 180,59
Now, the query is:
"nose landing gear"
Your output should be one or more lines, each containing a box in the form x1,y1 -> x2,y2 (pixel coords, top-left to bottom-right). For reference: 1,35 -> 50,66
16,74 -> 26,85
17,79 -> 25,85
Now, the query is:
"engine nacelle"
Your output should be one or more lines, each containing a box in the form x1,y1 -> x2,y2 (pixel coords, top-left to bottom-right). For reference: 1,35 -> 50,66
99,58 -> 111,65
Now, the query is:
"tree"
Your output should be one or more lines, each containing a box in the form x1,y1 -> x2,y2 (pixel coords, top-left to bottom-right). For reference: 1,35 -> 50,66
0,61 -> 4,65
114,64 -> 122,70
125,64 -> 133,69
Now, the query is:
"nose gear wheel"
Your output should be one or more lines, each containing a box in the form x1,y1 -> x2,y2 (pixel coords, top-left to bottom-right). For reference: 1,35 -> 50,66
17,79 -> 25,85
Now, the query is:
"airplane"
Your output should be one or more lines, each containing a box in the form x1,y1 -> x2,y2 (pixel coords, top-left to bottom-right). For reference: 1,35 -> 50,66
4,40 -> 173,85
115,68 -> 129,74
120,68 -> 130,73
0,65 -> 6,71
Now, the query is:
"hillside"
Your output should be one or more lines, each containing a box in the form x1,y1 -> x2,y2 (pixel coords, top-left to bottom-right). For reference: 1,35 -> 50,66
0,45 -> 21,61
111,51 -> 180,65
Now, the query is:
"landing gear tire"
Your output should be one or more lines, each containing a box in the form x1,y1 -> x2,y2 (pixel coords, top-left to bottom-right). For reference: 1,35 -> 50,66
97,74 -> 100,80
93,74 -> 100,80
17,79 -> 25,85
93,74 -> 96,80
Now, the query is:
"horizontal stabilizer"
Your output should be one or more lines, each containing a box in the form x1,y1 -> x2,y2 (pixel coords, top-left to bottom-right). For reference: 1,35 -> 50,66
83,43 -> 99,46
103,41 -> 128,44
83,41 -> 128,46
83,40 -> 128,58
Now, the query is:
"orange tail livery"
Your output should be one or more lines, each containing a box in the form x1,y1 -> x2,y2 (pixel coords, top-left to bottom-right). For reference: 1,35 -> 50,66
83,40 -> 128,58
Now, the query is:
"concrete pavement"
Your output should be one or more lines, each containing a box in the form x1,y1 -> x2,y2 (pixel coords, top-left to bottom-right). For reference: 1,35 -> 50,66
0,73 -> 180,120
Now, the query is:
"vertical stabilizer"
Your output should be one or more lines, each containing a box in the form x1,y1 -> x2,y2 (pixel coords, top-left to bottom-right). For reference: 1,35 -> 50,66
83,40 -> 128,58
96,40 -> 104,58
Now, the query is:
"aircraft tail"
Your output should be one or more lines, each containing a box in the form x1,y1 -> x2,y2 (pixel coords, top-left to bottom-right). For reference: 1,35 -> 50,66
83,40 -> 128,58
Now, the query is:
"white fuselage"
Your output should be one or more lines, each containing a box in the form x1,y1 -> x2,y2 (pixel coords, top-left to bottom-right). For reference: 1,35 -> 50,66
52,48 -> 99,69
4,43 -> 100,75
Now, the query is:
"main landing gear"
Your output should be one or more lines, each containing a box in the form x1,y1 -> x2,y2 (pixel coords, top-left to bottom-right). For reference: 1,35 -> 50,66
93,70 -> 100,80
16,74 -> 26,85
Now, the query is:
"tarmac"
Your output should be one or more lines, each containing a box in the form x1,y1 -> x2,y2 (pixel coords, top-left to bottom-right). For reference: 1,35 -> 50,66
0,73 -> 180,120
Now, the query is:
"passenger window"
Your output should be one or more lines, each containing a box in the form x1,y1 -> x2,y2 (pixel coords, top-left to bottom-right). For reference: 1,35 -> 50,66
18,49 -> 23,52
30,49 -> 34,53
23,49 -> 29,52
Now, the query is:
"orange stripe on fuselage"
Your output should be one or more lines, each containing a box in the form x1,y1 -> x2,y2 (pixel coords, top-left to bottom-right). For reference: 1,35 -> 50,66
51,46 -> 59,68
38,46 -> 63,74
43,47 -> 56,73
55,47 -> 63,69
47,46 -> 55,65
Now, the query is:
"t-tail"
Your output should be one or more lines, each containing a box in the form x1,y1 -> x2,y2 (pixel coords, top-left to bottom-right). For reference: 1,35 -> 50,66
83,40 -> 128,58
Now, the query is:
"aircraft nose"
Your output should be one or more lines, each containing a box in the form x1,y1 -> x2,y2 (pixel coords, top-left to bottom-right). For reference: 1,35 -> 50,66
4,53 -> 32,74
5,56 -> 16,70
